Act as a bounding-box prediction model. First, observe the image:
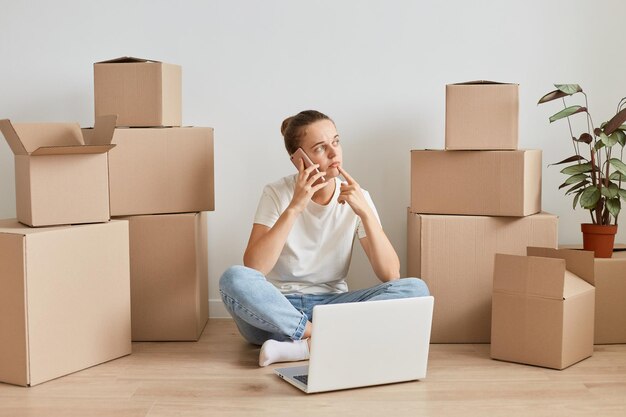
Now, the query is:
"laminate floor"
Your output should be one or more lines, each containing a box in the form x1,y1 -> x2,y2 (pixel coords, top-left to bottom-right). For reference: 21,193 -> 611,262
1,319 -> 625,417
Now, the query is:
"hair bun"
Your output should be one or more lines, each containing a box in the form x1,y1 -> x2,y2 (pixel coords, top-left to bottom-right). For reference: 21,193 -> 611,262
280,116 -> 294,137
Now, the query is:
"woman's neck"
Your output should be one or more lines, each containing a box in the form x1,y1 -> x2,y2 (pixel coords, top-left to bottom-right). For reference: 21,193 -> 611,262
311,179 -> 335,206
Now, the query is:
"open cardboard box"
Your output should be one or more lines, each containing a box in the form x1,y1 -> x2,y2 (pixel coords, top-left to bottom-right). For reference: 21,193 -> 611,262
0,115 -> 117,227
445,80 -> 519,150
491,247 -> 595,370
94,56 -> 182,127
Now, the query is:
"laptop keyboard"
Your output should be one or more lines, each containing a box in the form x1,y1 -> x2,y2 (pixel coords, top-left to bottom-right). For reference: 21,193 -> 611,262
294,374 -> 308,385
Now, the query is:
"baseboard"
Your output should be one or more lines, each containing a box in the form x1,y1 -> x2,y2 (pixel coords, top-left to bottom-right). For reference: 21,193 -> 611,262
209,299 -> 231,318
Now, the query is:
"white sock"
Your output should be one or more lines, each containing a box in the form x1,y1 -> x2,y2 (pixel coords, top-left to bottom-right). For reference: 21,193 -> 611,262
259,339 -> 310,367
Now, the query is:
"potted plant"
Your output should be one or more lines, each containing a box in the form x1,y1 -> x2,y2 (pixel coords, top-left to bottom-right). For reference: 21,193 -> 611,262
538,84 -> 626,258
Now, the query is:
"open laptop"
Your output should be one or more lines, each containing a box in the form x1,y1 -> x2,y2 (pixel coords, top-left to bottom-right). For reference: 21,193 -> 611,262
274,296 -> 434,393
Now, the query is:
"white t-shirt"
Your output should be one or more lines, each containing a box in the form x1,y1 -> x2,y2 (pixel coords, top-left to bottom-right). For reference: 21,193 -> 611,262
253,174 -> 381,295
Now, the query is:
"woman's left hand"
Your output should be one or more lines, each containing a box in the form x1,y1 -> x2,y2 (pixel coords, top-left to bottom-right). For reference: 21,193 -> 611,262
337,166 -> 373,219
338,166 -> 400,281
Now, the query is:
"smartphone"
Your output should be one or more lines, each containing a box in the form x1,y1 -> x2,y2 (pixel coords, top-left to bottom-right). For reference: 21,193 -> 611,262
290,148 -> 326,183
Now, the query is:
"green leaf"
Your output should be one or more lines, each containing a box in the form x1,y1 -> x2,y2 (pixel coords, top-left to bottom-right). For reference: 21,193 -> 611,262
549,106 -> 587,123
559,173 -> 589,189
601,132 -> 618,147
573,189 -> 583,209
580,186 -> 601,209
606,198 -> 621,217
565,180 -> 590,195
610,158 -> 626,175
603,108 -> 626,135
595,140 -> 606,151
601,183 -> 619,198
560,162 -> 593,175
610,172 -> 625,181
537,89 -> 569,105
549,155 -> 586,166
619,189 -> 626,200
555,84 -> 583,95
612,130 -> 626,147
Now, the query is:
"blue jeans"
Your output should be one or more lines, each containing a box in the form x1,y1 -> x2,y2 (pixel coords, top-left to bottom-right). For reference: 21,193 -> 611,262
219,265 -> 430,346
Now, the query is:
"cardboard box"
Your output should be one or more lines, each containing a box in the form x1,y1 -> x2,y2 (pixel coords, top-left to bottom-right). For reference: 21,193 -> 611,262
108,127 -> 214,216
118,212 -> 208,341
589,248 -> 626,344
0,116 -> 117,227
491,247 -> 595,369
0,219 -> 131,387
560,245 -> 626,344
445,81 -> 518,150
407,211 -> 558,343
410,149 -> 541,217
94,57 -> 182,127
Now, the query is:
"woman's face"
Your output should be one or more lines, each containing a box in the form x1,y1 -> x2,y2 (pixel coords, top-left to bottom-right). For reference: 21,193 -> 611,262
298,119 -> 342,179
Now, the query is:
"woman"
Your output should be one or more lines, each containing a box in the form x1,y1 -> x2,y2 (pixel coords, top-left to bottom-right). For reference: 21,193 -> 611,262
220,110 -> 429,367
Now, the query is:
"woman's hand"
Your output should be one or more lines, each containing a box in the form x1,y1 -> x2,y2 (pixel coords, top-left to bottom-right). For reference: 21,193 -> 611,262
337,166 -> 373,219
337,165 -> 399,281
288,159 -> 328,214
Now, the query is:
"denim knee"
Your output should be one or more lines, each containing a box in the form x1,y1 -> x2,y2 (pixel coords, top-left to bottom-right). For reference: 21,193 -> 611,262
395,277 -> 430,297
219,265 -> 259,298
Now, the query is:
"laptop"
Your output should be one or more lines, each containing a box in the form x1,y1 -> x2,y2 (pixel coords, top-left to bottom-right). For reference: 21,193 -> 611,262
274,296 -> 434,393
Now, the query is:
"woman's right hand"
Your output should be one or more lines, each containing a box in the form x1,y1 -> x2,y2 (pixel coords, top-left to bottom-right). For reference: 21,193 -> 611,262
288,159 -> 327,213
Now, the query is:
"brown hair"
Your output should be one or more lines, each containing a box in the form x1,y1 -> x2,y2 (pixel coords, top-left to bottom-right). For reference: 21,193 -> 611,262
280,110 -> 334,155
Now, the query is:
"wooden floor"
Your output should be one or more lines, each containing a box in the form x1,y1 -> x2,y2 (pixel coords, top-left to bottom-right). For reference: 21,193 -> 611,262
1,319 -> 626,417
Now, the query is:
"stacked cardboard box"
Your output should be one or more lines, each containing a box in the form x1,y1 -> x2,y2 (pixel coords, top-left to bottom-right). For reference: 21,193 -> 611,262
407,212 -> 558,343
0,57 -> 214,386
407,81 -> 559,343
118,212 -> 209,341
0,116 -> 132,386
0,115 -> 117,227
95,57 -> 213,342
94,57 -> 182,127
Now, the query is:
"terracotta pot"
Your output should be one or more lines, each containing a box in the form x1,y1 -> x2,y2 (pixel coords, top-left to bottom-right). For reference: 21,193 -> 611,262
581,223 -> 618,258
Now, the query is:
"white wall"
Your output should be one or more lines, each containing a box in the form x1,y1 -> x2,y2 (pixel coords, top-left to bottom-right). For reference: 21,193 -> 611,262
1,0 -> 625,317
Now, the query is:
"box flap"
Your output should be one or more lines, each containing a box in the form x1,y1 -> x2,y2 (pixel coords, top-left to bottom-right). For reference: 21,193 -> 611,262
95,56 -> 161,64
82,115 -> 117,146
563,271 -> 595,299
494,253 -> 566,299
1,117 -> 118,156
0,119 -> 28,155
30,144 -> 115,156
450,80 -> 516,86
527,247 -> 595,285
1,121 -> 84,154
